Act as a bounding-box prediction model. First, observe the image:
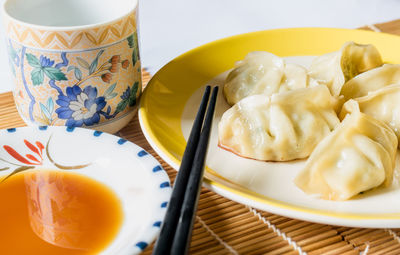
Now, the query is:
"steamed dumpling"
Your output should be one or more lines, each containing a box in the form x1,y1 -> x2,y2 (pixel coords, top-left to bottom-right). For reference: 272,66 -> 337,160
340,64 -> 400,100
218,85 -> 340,161
309,41 -> 382,96
283,63 -> 319,90
295,109 -> 397,201
340,85 -> 400,144
223,51 -> 317,105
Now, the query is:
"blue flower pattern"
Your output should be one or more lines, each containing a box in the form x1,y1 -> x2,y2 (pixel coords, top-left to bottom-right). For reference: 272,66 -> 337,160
39,56 -> 54,67
55,85 -> 106,127
18,32 -> 139,128
121,86 -> 130,100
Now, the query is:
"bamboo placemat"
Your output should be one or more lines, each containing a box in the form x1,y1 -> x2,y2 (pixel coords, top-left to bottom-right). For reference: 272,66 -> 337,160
2,20 -> 400,255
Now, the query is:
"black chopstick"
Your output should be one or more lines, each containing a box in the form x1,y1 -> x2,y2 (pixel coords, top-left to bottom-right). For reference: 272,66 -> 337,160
152,86 -> 217,255
170,86 -> 218,254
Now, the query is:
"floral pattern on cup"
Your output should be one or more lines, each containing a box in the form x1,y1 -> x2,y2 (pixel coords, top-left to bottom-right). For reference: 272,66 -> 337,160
8,32 -> 141,129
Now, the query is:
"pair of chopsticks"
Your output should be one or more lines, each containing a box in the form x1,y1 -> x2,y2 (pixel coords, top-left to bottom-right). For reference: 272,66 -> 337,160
152,86 -> 218,255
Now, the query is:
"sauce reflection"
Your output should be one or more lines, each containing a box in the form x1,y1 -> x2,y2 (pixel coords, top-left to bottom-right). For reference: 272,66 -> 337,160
0,170 -> 123,254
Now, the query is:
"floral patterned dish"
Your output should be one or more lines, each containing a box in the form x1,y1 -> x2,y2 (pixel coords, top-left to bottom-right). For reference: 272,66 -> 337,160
0,126 -> 171,254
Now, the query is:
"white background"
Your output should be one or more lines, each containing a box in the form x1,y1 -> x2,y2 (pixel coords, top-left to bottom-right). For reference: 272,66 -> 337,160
0,0 -> 400,93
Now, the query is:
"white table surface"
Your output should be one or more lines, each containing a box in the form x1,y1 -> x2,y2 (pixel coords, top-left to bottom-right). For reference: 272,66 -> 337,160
0,0 -> 399,94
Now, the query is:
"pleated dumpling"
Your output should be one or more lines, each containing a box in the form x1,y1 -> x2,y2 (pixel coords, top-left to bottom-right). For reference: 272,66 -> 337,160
223,51 -> 317,105
309,41 -> 382,96
340,85 -> 400,144
340,64 -> 400,100
295,109 -> 397,201
218,85 -> 340,161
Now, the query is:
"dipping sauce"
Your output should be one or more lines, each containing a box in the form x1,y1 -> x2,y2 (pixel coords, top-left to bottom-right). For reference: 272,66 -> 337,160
0,170 -> 123,254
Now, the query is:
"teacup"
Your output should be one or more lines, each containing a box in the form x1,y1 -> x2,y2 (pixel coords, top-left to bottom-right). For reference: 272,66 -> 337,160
2,0 -> 141,133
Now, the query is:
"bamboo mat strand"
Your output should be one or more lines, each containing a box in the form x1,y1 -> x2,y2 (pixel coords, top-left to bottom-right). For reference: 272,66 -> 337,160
2,20 -> 400,254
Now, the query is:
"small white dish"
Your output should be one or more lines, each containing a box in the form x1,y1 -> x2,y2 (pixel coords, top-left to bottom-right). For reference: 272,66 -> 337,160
0,126 -> 171,254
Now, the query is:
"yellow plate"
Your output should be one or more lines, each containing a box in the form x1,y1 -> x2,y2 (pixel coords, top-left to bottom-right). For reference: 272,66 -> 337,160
139,28 -> 400,228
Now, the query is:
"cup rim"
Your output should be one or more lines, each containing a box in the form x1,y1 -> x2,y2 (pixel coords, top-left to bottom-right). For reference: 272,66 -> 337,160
2,0 -> 138,31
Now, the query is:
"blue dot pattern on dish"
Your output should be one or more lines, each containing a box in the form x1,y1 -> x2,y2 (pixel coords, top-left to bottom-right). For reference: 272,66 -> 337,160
135,241 -> 148,250
138,150 -> 148,157
153,221 -> 162,227
93,130 -> 103,137
153,165 -> 162,172
160,182 -> 170,188
117,138 -> 127,145
4,126 -> 172,252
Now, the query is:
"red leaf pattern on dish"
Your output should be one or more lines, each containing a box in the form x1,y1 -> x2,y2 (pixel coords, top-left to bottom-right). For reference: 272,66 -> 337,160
3,140 -> 44,166
24,140 -> 41,158
35,141 -> 44,155
26,154 -> 40,163
3,145 -> 35,165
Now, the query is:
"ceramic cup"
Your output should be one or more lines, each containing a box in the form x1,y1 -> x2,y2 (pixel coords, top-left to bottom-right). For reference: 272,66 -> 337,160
2,0 -> 141,133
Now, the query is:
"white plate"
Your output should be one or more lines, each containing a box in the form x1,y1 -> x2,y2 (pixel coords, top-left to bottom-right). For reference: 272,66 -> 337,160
182,69 -> 400,228
139,28 -> 400,228
0,126 -> 171,254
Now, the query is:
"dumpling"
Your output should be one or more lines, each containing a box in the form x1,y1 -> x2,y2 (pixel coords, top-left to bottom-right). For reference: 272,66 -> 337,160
223,51 -> 317,105
340,85 -> 400,144
282,63 -> 320,91
295,109 -> 397,201
340,64 -> 400,100
223,51 -> 284,105
308,41 -> 382,96
218,85 -> 340,161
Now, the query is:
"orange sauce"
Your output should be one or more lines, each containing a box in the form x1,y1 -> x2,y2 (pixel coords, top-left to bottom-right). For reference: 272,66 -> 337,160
0,170 -> 123,254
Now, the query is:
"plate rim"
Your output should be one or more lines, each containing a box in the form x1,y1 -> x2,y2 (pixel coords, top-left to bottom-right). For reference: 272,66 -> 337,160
0,125 -> 172,253
139,27 -> 400,228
